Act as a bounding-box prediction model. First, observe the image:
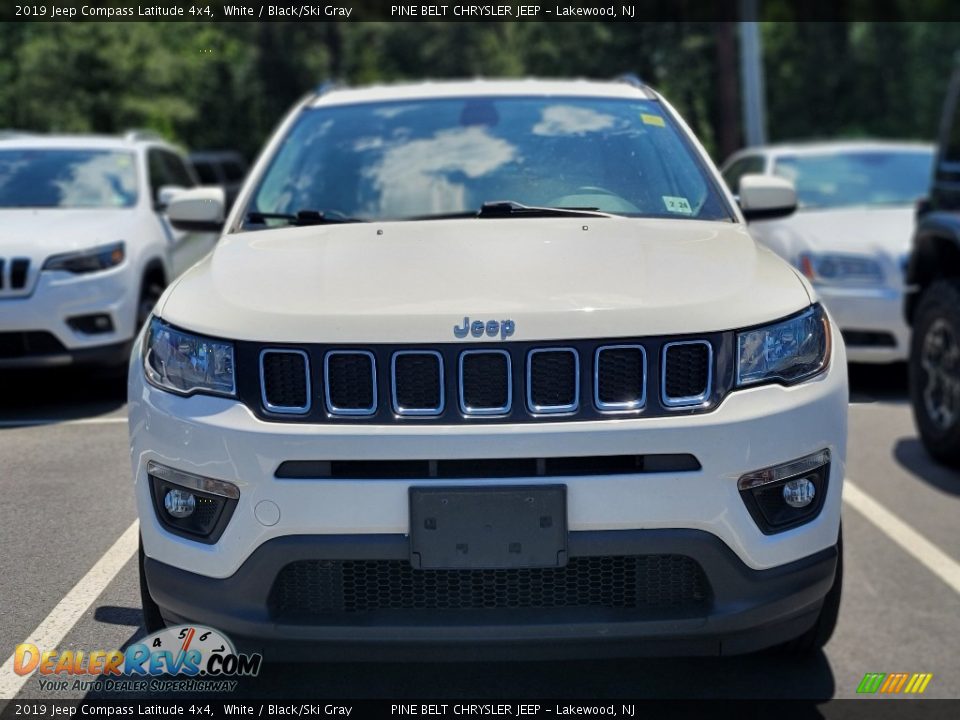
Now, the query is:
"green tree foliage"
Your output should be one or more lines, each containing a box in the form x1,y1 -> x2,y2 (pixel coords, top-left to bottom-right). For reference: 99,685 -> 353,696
0,21 -> 956,163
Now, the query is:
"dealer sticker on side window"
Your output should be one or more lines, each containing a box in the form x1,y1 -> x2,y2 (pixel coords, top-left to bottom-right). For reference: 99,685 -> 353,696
662,196 -> 693,215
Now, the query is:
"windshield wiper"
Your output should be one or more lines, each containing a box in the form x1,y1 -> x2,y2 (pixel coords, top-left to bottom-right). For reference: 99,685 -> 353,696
477,201 -> 614,218
405,201 -> 616,221
245,210 -> 367,226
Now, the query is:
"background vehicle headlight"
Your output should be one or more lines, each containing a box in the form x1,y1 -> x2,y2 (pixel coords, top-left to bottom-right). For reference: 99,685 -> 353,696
737,305 -> 831,387
42,242 -> 125,274
798,252 -> 884,285
143,317 -> 235,397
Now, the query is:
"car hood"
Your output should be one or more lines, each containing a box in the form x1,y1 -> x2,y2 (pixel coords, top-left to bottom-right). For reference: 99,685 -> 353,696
159,217 -> 813,343
0,208 -> 141,258
782,205 -> 915,258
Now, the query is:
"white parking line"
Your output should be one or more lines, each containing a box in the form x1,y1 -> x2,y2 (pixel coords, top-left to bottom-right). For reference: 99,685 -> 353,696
0,520 -> 139,699
0,416 -> 127,428
844,480 -> 960,596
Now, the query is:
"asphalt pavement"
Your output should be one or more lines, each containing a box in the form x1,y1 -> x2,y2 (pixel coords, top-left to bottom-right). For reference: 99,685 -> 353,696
1,363 -> 958,701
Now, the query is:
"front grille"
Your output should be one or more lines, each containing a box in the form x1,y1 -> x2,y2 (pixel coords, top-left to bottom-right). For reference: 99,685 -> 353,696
268,555 -> 711,622
527,348 -> 579,413
392,351 -> 443,415
0,331 -> 67,359
325,351 -> 377,415
663,341 -> 712,406
0,257 -> 31,292
260,350 -> 310,413
237,334 -> 726,424
460,350 -> 511,414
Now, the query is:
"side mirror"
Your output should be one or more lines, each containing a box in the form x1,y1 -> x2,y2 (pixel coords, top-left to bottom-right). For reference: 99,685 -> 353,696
165,187 -> 226,233
738,174 -> 797,222
155,185 -> 185,212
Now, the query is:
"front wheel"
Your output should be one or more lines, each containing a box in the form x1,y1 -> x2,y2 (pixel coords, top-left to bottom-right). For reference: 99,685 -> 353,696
782,528 -> 842,654
909,279 -> 960,467
139,538 -> 166,633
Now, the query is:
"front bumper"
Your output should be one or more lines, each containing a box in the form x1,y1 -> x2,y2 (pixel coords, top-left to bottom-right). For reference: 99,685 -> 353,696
0,267 -> 136,367
146,530 -> 839,659
816,284 -> 909,363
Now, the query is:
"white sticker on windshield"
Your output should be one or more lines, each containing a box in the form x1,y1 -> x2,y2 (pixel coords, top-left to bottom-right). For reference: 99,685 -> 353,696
663,196 -> 693,215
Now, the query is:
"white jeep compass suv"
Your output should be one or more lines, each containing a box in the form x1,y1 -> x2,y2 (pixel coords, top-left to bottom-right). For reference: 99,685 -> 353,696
0,132 -> 219,368
130,78 -> 847,658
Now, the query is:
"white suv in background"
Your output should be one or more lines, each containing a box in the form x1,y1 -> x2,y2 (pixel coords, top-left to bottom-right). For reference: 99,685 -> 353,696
0,132 -> 220,368
722,141 -> 934,364
131,79 -> 847,659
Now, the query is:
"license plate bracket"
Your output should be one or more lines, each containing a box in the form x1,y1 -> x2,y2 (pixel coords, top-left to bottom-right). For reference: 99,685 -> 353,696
409,485 -> 567,570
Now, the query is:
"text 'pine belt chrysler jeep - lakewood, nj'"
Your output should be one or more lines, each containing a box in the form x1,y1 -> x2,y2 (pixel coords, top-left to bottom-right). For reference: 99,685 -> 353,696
129,78 -> 847,659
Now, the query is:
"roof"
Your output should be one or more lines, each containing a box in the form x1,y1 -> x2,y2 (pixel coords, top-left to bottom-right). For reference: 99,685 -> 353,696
310,78 -> 656,108
0,133 -> 176,151
741,139 -> 934,156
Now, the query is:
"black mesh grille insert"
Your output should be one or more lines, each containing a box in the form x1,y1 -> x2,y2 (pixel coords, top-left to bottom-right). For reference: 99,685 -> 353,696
268,555 -> 711,621
460,351 -> 510,412
664,342 -> 710,401
326,352 -> 375,412
261,351 -> 309,410
529,350 -> 578,410
0,332 -> 67,359
10,259 -> 29,289
393,353 -> 442,412
596,346 -> 645,407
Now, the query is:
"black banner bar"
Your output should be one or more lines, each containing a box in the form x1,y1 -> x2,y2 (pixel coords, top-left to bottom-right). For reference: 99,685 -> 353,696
4,0 -> 960,22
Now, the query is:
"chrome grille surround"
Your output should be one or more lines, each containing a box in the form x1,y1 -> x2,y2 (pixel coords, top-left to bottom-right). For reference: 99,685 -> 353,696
391,350 -> 445,416
324,350 -> 378,416
526,347 -> 580,415
661,340 -> 713,408
594,344 -> 647,412
458,349 -> 513,416
259,348 -> 312,415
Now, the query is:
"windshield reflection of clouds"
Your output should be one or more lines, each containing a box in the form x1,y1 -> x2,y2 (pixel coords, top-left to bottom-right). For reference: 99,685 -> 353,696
0,150 -> 137,208
56,153 -> 137,207
533,105 -> 616,136
363,126 -> 517,217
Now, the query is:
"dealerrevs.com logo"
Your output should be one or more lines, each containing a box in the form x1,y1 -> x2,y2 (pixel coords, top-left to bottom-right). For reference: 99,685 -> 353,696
14,625 -> 262,693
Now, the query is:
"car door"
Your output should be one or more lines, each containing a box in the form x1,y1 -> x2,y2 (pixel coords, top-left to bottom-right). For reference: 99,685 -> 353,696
149,148 -> 218,277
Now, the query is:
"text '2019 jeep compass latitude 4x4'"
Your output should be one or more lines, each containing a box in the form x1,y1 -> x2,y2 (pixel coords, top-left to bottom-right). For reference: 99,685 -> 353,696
130,78 -> 847,659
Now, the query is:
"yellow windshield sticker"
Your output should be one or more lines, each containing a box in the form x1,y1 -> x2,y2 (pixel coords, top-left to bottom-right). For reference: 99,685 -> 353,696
641,113 -> 666,127
663,196 -> 693,215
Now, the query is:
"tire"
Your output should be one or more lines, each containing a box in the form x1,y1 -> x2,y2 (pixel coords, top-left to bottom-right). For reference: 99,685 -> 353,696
909,279 -> 960,467
783,528 -> 843,654
137,278 -> 166,331
139,537 -> 167,633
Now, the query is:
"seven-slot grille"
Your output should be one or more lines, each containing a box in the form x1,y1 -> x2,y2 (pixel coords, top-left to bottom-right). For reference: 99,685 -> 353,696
245,338 -> 718,421
0,258 -> 30,293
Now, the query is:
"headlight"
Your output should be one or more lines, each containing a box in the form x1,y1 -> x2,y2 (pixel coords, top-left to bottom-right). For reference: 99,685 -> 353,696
798,252 -> 884,285
43,242 -> 125,274
737,305 -> 831,387
143,317 -> 235,397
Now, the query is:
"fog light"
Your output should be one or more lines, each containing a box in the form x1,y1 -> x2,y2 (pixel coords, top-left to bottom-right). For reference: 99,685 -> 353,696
164,489 -> 196,518
783,477 -> 816,508
738,449 -> 830,535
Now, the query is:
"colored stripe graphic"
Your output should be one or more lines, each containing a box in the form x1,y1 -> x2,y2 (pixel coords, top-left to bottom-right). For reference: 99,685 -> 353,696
857,673 -> 886,694
857,672 -> 933,694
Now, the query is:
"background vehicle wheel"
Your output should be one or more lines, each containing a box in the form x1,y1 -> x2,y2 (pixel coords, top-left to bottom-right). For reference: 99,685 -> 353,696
137,277 -> 166,330
909,279 -> 960,467
783,527 -> 843,654
139,538 -> 166,633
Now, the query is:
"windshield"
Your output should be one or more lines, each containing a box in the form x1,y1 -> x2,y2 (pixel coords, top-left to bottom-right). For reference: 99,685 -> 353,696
245,96 -> 733,225
0,149 -> 138,209
773,149 -> 933,210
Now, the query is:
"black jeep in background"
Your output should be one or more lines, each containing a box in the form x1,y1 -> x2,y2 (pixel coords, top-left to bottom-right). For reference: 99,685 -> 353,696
905,59 -> 960,467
